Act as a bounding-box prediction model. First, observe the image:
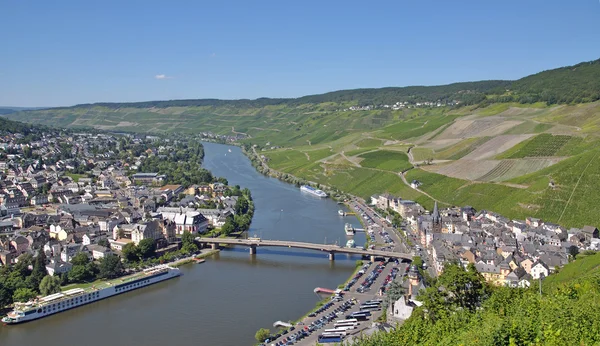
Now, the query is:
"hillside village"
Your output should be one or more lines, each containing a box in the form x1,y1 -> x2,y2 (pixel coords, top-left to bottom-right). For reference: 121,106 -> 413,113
0,129 -> 253,283
371,193 -> 598,288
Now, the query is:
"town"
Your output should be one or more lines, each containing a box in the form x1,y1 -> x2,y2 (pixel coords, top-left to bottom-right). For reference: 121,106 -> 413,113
0,126 -> 254,310
369,192 -> 597,289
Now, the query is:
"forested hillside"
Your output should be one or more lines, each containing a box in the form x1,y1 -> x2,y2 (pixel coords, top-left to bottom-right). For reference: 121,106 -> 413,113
353,253 -> 600,346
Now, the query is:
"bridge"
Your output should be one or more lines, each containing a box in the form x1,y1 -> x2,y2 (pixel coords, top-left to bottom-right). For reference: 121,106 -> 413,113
196,237 -> 413,261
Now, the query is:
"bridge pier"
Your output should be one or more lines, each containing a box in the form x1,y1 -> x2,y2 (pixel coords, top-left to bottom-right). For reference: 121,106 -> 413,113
328,252 -> 335,261
211,243 -> 218,250
370,255 -> 376,262
249,244 -> 257,255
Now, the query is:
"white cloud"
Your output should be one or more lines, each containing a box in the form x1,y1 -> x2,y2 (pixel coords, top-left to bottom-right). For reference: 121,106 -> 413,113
155,74 -> 173,80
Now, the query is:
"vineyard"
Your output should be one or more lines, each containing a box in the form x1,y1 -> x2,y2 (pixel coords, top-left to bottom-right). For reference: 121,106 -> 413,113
499,134 -> 575,158
481,158 -> 564,182
428,160 -> 500,181
462,134 -> 533,160
434,137 -> 492,160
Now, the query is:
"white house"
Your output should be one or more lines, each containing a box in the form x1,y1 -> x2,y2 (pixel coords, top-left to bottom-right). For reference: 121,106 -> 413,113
531,261 -> 549,280
46,259 -> 73,276
86,244 -> 112,260
392,296 -> 422,320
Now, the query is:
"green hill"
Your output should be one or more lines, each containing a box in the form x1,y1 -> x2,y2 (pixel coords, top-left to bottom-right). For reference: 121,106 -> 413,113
353,253 -> 600,346
6,57 -> 600,228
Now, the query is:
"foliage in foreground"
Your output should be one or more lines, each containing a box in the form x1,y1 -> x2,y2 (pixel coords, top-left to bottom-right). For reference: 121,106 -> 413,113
352,254 -> 600,346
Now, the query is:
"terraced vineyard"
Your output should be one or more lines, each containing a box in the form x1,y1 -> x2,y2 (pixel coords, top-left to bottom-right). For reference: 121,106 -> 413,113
499,134 -> 575,158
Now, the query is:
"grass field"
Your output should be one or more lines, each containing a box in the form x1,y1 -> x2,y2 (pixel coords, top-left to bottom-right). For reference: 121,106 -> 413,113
65,173 -> 87,182
358,150 -> 412,172
355,138 -> 383,148
411,148 -> 435,162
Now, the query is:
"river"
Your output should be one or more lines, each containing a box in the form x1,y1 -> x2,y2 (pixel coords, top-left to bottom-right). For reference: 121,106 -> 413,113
0,142 -> 364,346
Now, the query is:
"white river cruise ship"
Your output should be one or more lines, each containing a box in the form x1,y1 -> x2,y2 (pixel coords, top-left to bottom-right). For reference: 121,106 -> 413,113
2,265 -> 181,324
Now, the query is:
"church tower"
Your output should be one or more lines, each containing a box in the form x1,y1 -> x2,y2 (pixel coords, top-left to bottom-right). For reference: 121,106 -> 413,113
432,201 -> 442,232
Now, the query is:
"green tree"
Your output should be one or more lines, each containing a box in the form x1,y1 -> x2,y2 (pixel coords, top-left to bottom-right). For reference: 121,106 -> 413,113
28,252 -> 48,291
98,254 -> 124,279
412,256 -> 424,269
234,196 -> 249,215
71,252 -> 90,266
220,220 -> 235,236
12,287 -> 37,303
255,328 -> 271,342
181,231 -> 198,254
137,238 -> 157,259
122,242 -> 139,262
39,275 -> 62,296
437,263 -> 489,312
568,245 -> 579,260
97,238 -> 110,248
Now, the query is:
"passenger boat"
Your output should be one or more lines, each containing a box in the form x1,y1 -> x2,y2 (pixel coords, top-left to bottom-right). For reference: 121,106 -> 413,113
2,265 -> 181,324
300,185 -> 328,198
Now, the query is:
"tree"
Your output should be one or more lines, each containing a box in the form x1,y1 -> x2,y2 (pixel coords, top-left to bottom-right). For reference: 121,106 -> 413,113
13,288 -> 37,303
39,275 -> 62,296
412,256 -> 424,269
255,328 -> 271,342
137,238 -> 157,259
386,281 -> 405,306
29,252 -> 48,291
122,242 -> 139,262
220,220 -> 235,236
181,231 -> 199,254
568,245 -> 579,260
97,238 -> 110,248
436,263 -> 490,312
71,252 -> 90,266
234,196 -> 249,215
98,254 -> 124,279
68,265 -> 88,283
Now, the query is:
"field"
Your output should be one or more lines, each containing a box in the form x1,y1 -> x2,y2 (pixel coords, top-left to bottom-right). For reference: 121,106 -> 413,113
433,137 -> 492,160
427,160 -> 500,181
357,150 -> 412,172
355,138 -> 383,148
476,158 -> 563,182
411,147 -> 435,162
496,134 -> 576,158
462,135 -> 533,160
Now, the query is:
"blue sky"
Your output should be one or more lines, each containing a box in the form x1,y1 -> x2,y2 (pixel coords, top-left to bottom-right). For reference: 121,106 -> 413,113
1,0 -> 599,107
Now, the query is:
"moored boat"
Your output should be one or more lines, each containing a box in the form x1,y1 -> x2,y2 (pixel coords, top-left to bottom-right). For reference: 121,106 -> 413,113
2,265 -> 181,325
300,185 -> 328,198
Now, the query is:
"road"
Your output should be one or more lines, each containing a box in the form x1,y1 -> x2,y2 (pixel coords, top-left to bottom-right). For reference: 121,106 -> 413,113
348,199 -> 437,279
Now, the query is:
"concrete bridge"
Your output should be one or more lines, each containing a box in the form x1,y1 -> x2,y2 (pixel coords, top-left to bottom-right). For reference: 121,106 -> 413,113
196,237 -> 413,261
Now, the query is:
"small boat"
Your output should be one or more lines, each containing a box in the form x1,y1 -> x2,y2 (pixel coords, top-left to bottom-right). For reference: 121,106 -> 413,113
346,239 -> 356,248
228,149 -> 232,152
338,210 -> 346,216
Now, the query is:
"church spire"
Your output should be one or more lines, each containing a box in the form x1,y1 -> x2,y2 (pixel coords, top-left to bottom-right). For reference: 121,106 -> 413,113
432,201 -> 440,224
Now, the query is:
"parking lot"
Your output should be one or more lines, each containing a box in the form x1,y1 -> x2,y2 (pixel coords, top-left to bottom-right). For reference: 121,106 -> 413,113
263,260 -> 408,346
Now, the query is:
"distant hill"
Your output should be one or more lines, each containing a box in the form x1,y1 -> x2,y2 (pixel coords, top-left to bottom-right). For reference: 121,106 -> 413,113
489,58 -> 600,104
20,57 -> 599,111
0,106 -> 48,115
